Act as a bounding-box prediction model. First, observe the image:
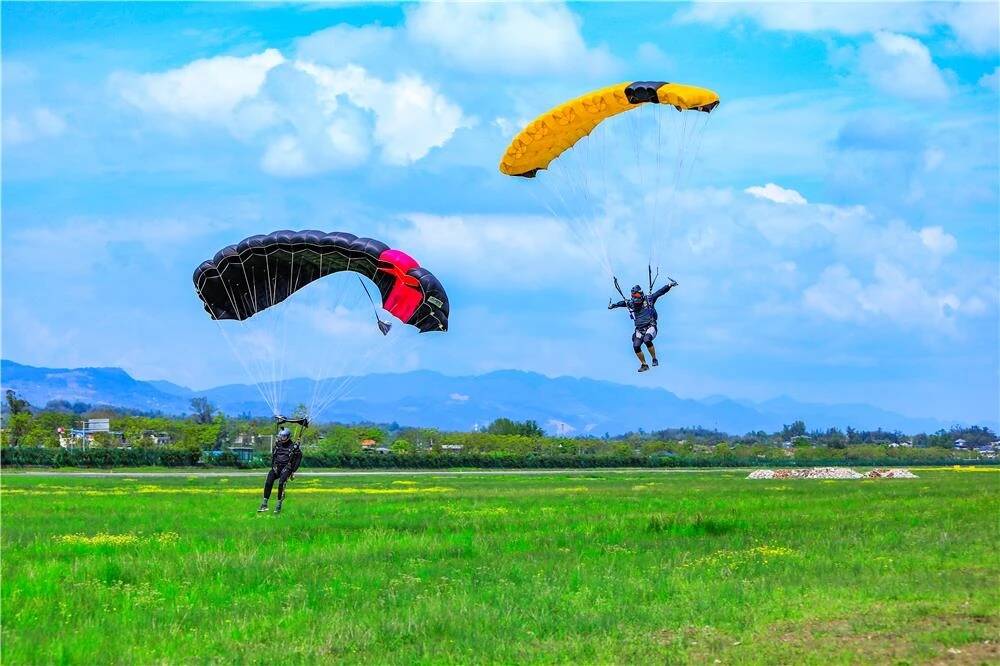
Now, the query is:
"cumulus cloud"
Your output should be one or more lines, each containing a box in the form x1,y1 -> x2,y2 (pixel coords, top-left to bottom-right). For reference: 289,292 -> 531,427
980,65 -> 1000,92
388,213 -> 590,288
676,3 -> 934,36
294,24 -> 397,69
115,49 -> 285,122
736,187 -> 961,272
114,50 -> 471,175
294,62 -> 472,166
744,183 -> 807,205
405,2 -> 614,75
675,2 -> 998,54
858,32 -> 950,101
3,107 -> 67,145
919,226 -> 958,255
944,2 -> 1000,55
803,260 -> 964,331
7,213 -> 233,275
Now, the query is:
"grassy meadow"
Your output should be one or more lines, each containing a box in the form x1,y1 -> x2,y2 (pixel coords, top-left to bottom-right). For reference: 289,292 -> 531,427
2,468 -> 998,664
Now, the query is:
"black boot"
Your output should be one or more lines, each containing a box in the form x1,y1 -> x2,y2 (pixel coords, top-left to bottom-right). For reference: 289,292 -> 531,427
274,500 -> 283,515
257,499 -> 269,513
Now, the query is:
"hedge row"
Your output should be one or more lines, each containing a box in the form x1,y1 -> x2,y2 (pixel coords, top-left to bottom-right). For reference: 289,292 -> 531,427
1,446 -> 991,469
1,447 -> 201,467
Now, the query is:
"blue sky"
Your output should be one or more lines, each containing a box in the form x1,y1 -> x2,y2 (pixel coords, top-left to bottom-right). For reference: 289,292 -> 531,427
2,2 -> 998,425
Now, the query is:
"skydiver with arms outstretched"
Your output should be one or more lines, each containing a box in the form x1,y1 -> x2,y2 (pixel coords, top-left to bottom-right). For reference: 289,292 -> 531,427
609,278 -> 678,372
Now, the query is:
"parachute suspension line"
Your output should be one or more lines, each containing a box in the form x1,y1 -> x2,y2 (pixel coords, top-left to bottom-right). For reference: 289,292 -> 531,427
304,258 -> 366,419
358,276 -> 392,336
263,247 -> 280,412
310,323 -> 422,421
201,270 -> 279,415
546,116 -> 616,277
302,259 -> 386,421
658,109 -> 693,278
631,104 -> 648,270
662,110 -> 712,272
235,255 -> 277,413
275,247 -> 304,415
197,281 -> 276,416
612,276 -> 634,321
304,252 -> 328,420
650,103 -> 666,271
541,119 -> 619,279
308,308 -> 402,421
212,318 -> 276,415
531,176 -> 614,280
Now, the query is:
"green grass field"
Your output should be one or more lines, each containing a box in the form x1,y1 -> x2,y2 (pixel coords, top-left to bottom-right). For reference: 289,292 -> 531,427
2,468 -> 998,664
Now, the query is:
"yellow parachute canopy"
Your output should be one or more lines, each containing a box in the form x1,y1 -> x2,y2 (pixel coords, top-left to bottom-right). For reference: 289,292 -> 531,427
499,80 -> 719,178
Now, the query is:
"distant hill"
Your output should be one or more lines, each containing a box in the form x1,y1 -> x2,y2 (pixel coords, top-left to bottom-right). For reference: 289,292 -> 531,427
1,360 -> 189,413
0,359 -> 962,435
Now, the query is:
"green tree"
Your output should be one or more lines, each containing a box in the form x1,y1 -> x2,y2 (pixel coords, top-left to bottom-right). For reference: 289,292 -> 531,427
2,412 -> 33,446
782,421 -> 807,439
486,418 -> 544,437
190,397 -> 215,424
390,438 -> 412,454
5,390 -> 30,415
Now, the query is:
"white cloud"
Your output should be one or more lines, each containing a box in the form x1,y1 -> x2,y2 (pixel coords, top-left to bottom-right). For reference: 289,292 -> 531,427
919,226 -> 958,255
114,50 -> 470,174
389,213 -> 590,288
980,65 -> 1000,91
449,393 -> 470,402
3,107 -> 67,145
744,183 -> 807,205
294,62 -> 473,166
944,3 -> 1000,55
676,2 -> 998,54
115,49 -> 285,121
635,42 -> 674,70
405,2 -> 615,75
547,419 -> 576,435
294,24 -> 397,69
858,32 -> 949,101
922,148 -> 946,171
676,3 -> 935,36
804,260 -> 965,331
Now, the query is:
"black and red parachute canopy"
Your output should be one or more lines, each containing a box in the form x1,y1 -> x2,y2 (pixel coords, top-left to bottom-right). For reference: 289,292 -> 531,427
193,230 -> 449,333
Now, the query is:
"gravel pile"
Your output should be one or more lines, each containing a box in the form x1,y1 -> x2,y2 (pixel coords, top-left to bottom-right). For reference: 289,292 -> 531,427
865,468 -> 919,479
746,470 -> 775,479
747,467 -> 864,479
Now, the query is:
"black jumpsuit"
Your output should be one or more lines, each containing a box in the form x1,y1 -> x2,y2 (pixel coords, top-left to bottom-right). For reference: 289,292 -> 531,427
263,439 -> 302,501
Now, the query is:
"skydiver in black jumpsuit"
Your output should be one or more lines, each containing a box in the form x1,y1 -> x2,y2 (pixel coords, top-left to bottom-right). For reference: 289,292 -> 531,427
257,428 -> 302,515
609,279 -> 678,372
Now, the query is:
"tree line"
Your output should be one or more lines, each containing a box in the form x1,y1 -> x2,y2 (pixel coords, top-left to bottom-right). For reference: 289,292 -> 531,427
1,391 -> 996,467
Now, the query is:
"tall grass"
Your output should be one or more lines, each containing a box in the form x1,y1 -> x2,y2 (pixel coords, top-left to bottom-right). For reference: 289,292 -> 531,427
2,470 -> 998,664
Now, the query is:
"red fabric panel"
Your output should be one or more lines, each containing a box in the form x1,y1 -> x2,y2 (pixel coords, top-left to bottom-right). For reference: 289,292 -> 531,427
378,249 -> 423,322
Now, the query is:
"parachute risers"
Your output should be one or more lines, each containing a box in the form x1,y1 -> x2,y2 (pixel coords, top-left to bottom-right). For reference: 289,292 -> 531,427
192,230 -> 449,333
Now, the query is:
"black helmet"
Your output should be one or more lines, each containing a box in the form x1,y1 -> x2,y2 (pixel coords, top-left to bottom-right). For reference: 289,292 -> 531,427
277,428 -> 292,443
631,285 -> 644,303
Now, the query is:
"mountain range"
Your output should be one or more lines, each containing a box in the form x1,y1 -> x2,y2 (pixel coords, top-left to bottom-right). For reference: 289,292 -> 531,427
0,359 -> 967,436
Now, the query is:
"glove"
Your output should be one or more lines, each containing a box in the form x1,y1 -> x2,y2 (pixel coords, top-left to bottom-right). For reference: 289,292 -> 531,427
608,303 -> 615,309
